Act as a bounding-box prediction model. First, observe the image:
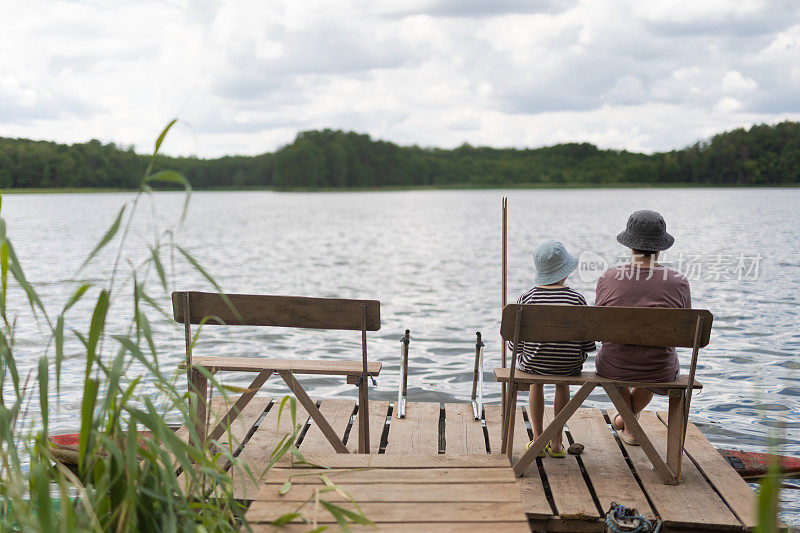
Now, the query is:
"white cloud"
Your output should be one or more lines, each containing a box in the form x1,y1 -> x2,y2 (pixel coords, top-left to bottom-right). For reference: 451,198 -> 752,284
1,0 -> 800,156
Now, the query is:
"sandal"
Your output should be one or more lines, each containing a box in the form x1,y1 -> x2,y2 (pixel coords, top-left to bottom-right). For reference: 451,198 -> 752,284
619,431 -> 639,446
611,412 -> 639,431
545,443 -> 566,458
526,440 -> 546,458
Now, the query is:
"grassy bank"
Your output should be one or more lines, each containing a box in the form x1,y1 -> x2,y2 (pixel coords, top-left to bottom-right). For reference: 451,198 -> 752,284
2,181 -> 800,195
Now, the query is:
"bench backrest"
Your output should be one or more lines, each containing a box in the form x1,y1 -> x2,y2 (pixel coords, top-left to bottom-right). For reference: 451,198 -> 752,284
172,291 -> 381,331
500,304 -> 712,348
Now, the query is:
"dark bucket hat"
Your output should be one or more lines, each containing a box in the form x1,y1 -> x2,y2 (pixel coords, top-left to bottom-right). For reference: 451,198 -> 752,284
616,210 -> 674,252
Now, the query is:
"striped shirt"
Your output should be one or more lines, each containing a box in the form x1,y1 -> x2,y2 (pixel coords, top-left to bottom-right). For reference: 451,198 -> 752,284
510,286 -> 596,376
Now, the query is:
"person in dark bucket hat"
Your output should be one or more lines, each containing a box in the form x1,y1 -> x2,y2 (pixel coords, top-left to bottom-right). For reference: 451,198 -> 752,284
616,209 -> 675,252
593,210 -> 691,445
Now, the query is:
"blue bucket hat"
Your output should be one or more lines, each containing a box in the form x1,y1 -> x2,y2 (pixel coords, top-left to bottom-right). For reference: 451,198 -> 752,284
532,240 -> 578,285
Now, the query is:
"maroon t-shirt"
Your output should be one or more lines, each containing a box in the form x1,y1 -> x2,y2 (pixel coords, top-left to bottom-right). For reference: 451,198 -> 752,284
594,264 -> 691,382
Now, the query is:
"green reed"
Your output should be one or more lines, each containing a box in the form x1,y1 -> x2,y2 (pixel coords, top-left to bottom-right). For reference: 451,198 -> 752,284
0,120 -> 369,532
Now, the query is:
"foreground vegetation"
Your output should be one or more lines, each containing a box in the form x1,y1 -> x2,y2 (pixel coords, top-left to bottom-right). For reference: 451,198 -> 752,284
0,121 -> 368,532
1,121 -> 799,190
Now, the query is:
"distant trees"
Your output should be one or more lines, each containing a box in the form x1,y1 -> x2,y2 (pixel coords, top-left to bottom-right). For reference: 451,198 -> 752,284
1,121 -> 799,190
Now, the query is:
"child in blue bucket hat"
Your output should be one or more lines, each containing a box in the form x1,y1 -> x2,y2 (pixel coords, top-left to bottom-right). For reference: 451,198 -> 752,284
511,240 -> 596,457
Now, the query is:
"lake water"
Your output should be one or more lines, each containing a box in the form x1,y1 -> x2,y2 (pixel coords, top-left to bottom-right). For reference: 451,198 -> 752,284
3,188 -> 799,524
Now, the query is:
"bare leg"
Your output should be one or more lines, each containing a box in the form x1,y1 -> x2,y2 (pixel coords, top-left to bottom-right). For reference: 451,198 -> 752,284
551,383 -> 570,452
529,384 -> 544,442
615,387 -> 654,441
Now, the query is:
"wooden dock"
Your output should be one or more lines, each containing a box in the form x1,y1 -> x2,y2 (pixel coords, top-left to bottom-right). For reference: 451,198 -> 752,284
192,396 -> 758,532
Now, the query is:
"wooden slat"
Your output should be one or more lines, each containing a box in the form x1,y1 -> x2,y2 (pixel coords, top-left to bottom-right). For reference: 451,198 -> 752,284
172,291 -> 380,330
182,356 -> 382,376
349,400 -> 389,453
540,407 -> 600,518
657,412 -> 756,529
246,501 -> 530,524
619,411 -> 741,529
493,368 -> 701,390
444,403 -> 487,454
264,467 -> 515,484
254,482 -> 520,502
248,522 -> 530,532
274,453 -> 511,469
231,397 -> 310,499
297,398 -> 354,453
567,408 -> 654,519
500,304 -> 712,347
384,402 -> 440,454
484,404 -> 552,518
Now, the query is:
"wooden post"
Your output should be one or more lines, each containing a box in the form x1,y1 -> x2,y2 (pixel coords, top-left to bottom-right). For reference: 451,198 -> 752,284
501,196 -> 508,430
502,307 -> 522,457
183,293 -> 206,446
358,303 -> 371,454
667,388 -> 686,479
677,316 -> 704,482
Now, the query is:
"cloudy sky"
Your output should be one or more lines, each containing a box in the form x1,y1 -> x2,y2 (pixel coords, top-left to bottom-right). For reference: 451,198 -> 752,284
2,0 -> 800,157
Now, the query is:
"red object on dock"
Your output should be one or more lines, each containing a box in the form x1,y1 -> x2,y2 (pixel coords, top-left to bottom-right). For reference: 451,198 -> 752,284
718,448 -> 800,480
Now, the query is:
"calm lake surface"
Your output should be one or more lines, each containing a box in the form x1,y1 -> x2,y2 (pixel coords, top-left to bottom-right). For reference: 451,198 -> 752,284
4,188 -> 799,523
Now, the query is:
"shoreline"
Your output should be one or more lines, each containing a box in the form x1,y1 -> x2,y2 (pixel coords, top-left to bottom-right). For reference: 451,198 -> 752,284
2,182 -> 799,194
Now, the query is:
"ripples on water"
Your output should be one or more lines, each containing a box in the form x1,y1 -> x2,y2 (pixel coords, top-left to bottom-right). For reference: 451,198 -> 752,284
4,188 -> 799,523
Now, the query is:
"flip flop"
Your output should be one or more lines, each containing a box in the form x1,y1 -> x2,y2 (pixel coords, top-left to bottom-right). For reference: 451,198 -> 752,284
545,443 -> 566,458
526,440 -> 546,458
611,413 -> 625,431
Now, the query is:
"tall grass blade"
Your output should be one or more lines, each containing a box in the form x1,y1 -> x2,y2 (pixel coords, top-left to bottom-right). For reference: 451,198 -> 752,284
81,204 -> 126,270
38,357 -> 48,435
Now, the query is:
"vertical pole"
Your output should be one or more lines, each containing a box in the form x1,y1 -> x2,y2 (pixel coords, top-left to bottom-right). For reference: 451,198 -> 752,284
471,332 -> 484,420
358,303 -> 370,454
501,197 -> 508,428
397,329 -> 410,419
678,316 -> 704,482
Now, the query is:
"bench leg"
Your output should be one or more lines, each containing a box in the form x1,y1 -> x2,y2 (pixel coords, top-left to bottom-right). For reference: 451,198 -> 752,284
279,371 -> 349,454
603,383 -> 677,485
206,370 -> 272,443
189,367 -> 208,448
504,384 -> 519,460
512,382 -> 596,477
358,378 -> 370,454
667,389 -> 686,483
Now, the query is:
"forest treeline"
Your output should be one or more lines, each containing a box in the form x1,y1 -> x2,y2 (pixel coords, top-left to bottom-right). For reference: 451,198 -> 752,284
2,121 -> 799,189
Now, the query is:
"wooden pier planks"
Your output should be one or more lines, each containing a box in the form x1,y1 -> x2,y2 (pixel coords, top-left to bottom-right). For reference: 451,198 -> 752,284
246,453 -> 530,531
444,402 -> 487,454
541,407 -> 600,519
484,404 -> 553,519
297,398 -> 355,453
384,401 -> 439,454
349,400 -> 389,453
176,394 -> 270,489
231,396 -> 311,499
657,411 -> 757,529
165,397 -> 757,532
622,410 -> 742,529
567,408 -> 654,519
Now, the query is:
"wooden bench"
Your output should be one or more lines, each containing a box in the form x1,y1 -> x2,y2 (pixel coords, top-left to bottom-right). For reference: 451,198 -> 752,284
172,291 -> 382,454
494,304 -> 713,484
